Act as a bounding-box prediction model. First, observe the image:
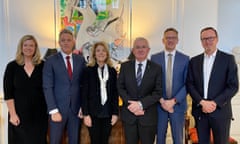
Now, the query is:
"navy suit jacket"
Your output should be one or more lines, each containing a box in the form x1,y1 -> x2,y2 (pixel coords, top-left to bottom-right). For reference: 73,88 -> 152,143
117,60 -> 162,126
43,52 -> 86,115
151,51 -> 189,113
187,50 -> 239,119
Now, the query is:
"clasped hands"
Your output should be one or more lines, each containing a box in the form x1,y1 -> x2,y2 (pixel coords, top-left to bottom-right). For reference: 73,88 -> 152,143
200,100 -> 217,113
160,98 -> 176,113
127,100 -> 145,116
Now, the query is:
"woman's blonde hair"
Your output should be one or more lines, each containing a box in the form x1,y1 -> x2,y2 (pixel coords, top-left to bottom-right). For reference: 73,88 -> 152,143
15,35 -> 41,65
87,41 -> 113,67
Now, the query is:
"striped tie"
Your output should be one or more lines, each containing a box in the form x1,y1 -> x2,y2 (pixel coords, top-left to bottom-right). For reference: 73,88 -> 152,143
136,63 -> 142,86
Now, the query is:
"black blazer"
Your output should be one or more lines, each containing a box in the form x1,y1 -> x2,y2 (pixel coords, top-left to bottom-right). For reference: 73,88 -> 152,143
82,64 -> 119,117
187,50 -> 239,119
117,60 -> 162,126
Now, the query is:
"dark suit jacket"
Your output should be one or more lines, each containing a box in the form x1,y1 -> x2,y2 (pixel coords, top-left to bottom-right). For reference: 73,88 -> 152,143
117,60 -> 162,126
187,50 -> 239,119
43,52 -> 86,115
81,65 -> 119,117
151,51 -> 189,113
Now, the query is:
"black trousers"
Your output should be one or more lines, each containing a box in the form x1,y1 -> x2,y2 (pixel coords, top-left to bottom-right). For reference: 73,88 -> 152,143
123,121 -> 156,144
195,114 -> 231,144
88,117 -> 112,144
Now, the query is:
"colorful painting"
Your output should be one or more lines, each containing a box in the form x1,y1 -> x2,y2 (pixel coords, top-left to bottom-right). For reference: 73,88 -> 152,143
56,0 -> 131,64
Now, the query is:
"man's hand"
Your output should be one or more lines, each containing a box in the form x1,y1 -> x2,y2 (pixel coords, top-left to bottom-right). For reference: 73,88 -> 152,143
127,100 -> 145,116
83,115 -> 92,127
51,112 -> 62,122
78,108 -> 83,119
111,115 -> 118,125
128,100 -> 142,113
200,100 -> 217,113
160,98 -> 176,113
133,109 -> 145,116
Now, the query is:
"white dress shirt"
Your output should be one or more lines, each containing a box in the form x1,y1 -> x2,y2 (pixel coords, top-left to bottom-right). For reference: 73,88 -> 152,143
61,51 -> 73,71
203,50 -> 217,99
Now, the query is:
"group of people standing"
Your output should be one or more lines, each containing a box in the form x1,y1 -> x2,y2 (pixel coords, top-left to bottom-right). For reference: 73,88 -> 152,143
3,26 -> 238,144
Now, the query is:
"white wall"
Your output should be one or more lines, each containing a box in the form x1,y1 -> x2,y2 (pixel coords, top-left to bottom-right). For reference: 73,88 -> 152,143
218,1 -> 240,142
218,0 -> 240,53
131,0 -> 219,57
0,1 -> 8,143
182,0 -> 218,56
0,1 -> 55,143
132,0 -> 178,54
0,0 -> 8,96
0,0 -> 56,98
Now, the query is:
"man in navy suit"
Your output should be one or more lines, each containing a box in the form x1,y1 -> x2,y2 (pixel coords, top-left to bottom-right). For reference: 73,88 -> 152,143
118,37 -> 162,144
43,29 -> 86,144
151,28 -> 189,144
187,27 -> 239,144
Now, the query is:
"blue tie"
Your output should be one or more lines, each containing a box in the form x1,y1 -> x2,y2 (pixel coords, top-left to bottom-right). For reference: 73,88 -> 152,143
136,63 -> 142,86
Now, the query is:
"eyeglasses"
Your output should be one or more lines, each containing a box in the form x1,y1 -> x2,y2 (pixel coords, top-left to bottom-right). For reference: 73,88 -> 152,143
134,46 -> 149,49
165,37 -> 178,41
201,36 -> 216,42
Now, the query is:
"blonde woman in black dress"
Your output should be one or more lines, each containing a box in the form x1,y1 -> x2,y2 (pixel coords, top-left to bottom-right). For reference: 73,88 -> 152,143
3,35 -> 48,144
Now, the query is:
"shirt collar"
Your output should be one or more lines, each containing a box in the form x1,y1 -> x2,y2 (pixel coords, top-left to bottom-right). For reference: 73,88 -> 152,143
60,51 -> 72,59
164,49 -> 176,57
204,49 -> 217,58
136,59 -> 147,66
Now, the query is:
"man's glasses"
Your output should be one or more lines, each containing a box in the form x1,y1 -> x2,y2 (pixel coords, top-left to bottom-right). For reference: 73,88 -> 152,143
165,37 -> 178,41
201,36 -> 216,42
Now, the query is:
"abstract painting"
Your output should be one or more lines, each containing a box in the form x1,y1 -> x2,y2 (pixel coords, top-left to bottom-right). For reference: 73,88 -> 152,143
55,0 -> 132,64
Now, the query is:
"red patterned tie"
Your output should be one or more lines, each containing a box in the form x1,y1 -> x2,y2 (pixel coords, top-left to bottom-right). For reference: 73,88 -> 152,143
66,56 -> 72,79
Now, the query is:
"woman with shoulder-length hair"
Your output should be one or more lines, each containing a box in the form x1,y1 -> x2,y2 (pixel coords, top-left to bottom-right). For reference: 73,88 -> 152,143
3,35 -> 48,144
82,41 -> 119,144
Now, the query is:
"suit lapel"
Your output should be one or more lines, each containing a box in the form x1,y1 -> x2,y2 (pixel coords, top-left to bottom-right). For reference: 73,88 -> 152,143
58,52 -> 67,71
72,54 -> 77,79
172,52 -> 179,83
172,51 -> 183,82
209,51 -> 220,83
130,61 -> 138,88
199,54 -> 204,87
140,60 -> 151,88
159,52 -> 166,76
